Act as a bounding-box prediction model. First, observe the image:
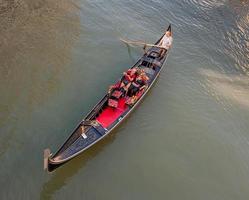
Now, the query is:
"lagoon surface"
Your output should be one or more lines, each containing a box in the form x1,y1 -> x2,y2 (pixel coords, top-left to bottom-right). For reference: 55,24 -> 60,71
0,0 -> 249,199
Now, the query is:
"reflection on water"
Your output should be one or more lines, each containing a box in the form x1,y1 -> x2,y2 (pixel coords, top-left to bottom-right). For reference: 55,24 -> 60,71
40,131 -> 116,200
225,0 -> 249,74
0,0 -> 80,156
200,69 -> 249,109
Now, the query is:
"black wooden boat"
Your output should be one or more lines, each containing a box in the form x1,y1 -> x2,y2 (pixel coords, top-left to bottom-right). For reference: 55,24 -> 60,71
44,25 -> 172,172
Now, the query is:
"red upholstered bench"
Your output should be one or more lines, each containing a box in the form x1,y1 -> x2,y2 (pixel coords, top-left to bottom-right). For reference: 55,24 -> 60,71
108,99 -> 118,108
111,90 -> 123,99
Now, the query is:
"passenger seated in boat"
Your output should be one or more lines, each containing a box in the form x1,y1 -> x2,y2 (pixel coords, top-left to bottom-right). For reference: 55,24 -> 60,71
109,68 -> 137,94
108,80 -> 128,97
107,68 -> 137,108
108,67 -> 138,100
108,84 -> 125,109
109,67 -> 137,96
108,84 -> 123,108
120,68 -> 137,87
158,31 -> 172,59
127,71 -> 149,97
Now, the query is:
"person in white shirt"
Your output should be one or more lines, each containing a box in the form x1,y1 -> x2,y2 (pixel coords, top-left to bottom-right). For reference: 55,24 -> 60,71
158,30 -> 173,58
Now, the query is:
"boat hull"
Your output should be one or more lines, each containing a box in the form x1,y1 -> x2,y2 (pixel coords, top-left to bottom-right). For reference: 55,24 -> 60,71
45,25 -> 172,172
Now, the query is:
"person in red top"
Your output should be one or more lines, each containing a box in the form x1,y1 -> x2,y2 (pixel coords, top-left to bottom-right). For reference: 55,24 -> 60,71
127,71 -> 149,97
122,68 -> 137,84
119,68 -> 137,89
108,67 -> 138,96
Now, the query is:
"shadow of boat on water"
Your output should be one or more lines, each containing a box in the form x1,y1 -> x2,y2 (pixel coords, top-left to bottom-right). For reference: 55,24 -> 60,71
40,128 -> 120,200
40,94 -> 147,199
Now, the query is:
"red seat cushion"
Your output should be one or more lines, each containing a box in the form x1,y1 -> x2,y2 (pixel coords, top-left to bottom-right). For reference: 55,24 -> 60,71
108,99 -> 118,108
96,98 -> 127,128
112,90 -> 123,99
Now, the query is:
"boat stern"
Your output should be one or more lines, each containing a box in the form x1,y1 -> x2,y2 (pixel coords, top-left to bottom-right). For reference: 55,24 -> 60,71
43,148 -> 51,171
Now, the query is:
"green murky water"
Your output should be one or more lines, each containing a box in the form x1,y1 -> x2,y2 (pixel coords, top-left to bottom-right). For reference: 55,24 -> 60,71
0,0 -> 248,199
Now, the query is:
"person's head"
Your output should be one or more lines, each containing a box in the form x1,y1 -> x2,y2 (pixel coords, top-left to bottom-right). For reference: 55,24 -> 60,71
131,68 -> 137,75
136,68 -> 144,75
165,31 -> 171,37
138,72 -> 148,80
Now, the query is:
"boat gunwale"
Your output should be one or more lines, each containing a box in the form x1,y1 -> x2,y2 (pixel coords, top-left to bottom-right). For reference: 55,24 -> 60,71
49,53 -> 170,165
47,25 -> 172,165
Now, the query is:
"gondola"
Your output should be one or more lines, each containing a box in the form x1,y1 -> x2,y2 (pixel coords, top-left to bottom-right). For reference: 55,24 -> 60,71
44,24 -> 172,172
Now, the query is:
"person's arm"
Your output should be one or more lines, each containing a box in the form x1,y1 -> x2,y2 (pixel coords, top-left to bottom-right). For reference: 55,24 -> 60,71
126,74 -> 134,81
168,37 -> 173,49
140,85 -> 146,90
108,86 -> 113,93
108,81 -> 120,93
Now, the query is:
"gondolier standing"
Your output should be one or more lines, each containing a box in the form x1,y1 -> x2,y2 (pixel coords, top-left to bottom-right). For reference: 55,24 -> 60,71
158,30 -> 173,59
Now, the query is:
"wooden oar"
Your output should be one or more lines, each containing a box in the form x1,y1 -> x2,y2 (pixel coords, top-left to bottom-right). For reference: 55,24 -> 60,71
120,38 -> 166,50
